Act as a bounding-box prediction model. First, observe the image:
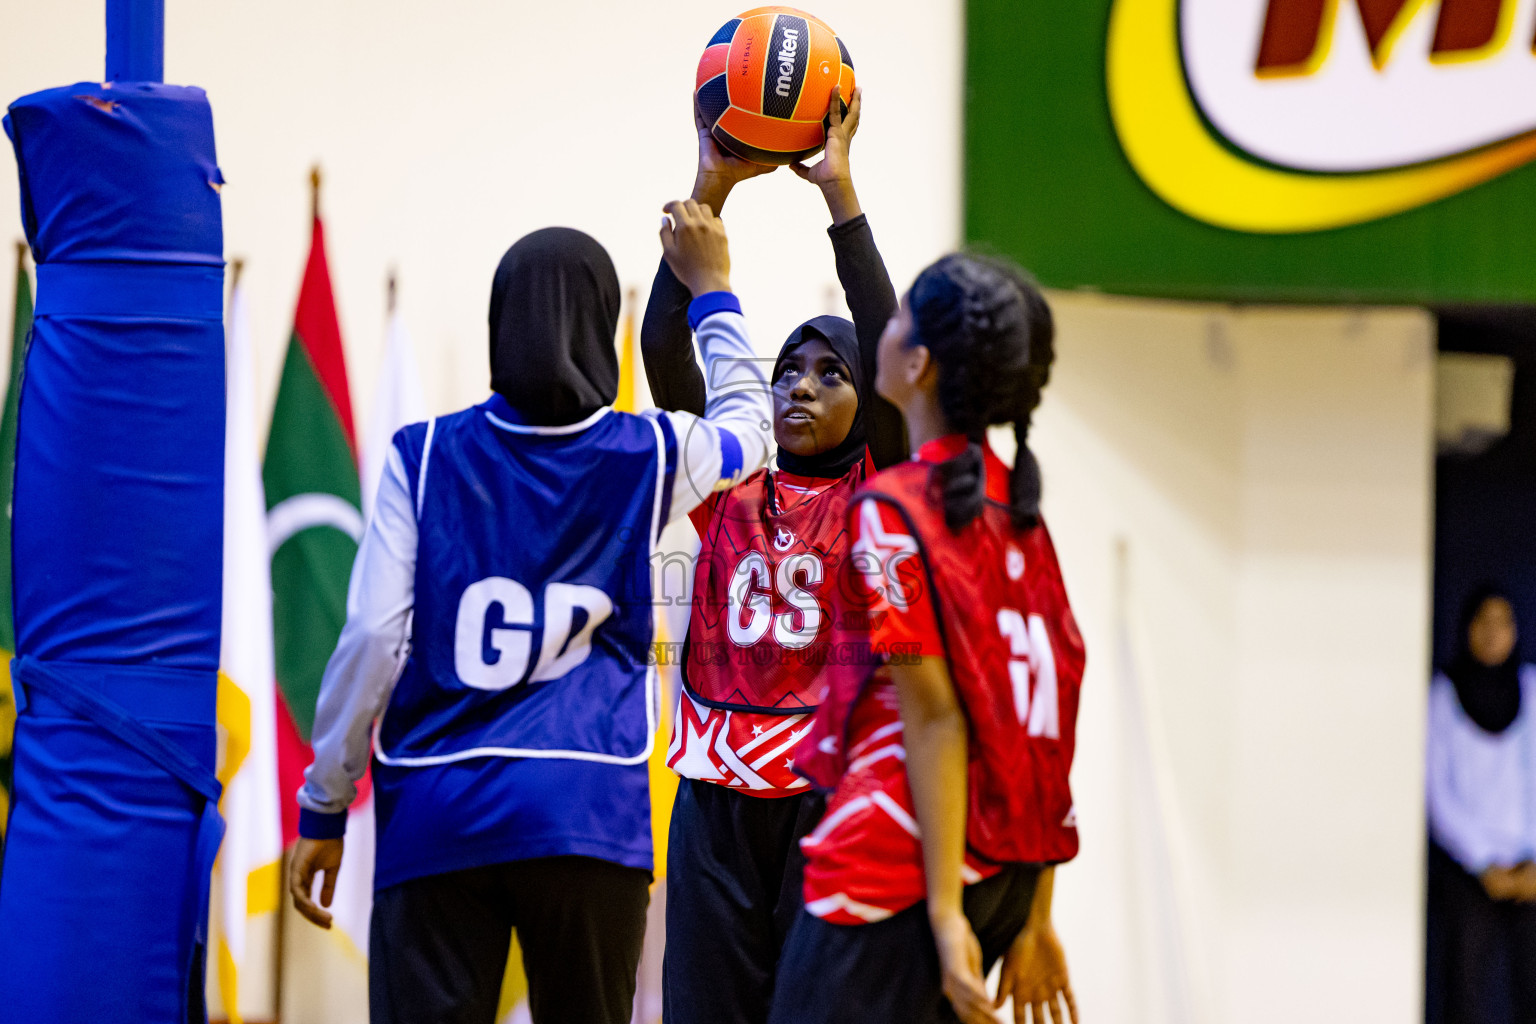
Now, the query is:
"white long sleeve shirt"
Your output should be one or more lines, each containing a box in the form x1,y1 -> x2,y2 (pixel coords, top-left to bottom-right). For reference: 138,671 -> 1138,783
296,304 -> 771,826
1427,666 -> 1536,873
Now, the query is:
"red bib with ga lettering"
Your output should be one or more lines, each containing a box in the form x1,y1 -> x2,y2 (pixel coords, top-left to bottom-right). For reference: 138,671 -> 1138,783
796,449 -> 1085,864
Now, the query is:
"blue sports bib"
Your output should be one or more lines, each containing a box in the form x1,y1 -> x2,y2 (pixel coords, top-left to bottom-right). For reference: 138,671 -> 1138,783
378,398 -> 671,766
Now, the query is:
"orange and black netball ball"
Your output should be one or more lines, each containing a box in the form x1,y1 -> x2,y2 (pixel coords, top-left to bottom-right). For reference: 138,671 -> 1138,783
695,6 -> 855,166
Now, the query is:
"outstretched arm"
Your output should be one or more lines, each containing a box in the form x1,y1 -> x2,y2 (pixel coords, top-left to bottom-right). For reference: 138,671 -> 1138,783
793,87 -> 906,469
641,260 -> 706,416
654,199 -> 773,522
831,216 -> 904,468
642,101 -> 776,416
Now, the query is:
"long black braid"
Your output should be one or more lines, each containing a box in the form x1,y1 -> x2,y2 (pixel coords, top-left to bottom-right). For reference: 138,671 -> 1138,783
907,253 -> 1055,532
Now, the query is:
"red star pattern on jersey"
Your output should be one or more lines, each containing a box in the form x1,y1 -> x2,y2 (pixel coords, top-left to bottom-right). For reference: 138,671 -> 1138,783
800,498 -> 1002,924
665,689 -> 813,792
797,437 -> 1085,925
800,677 -> 1001,924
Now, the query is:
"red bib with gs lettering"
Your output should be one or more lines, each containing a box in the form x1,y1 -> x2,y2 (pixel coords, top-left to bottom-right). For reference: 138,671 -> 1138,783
666,462 -> 868,795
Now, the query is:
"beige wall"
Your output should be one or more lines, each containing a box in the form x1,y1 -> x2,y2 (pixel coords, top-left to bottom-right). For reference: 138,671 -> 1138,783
1025,293 -> 1434,1024
1,6 -> 1438,1023
0,4 -> 964,1022
0,0 -> 964,429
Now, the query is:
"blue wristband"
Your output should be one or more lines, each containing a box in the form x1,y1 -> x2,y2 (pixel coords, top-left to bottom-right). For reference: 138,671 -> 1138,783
298,806 -> 348,840
687,291 -> 741,331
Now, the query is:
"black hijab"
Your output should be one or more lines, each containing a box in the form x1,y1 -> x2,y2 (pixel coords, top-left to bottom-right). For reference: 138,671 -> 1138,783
489,227 -> 620,426
1447,584 -> 1523,734
772,315 -> 869,479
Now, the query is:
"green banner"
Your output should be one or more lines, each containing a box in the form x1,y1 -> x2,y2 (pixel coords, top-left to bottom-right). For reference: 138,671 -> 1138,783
966,0 -> 1536,304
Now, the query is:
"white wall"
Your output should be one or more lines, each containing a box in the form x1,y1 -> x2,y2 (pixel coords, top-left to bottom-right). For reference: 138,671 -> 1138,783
0,5 -> 963,1022
0,0 -> 963,431
1,6 -> 1439,1024
1024,293 -> 1434,1024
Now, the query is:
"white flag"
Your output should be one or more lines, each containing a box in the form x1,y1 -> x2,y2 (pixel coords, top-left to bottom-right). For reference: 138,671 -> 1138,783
361,304 -> 427,518
318,300 -> 425,960
278,295 -> 427,1022
336,298 -> 426,962
211,276 -> 283,1023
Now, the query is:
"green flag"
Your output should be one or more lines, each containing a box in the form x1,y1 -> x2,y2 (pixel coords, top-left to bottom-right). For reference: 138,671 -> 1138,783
0,241 -> 35,842
263,212 -> 361,846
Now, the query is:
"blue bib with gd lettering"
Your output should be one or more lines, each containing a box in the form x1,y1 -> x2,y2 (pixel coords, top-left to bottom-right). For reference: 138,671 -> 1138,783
371,395 -> 675,888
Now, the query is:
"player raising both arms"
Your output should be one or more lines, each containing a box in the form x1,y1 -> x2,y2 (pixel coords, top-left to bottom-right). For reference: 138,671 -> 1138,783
641,85 -> 906,1024
771,253 -> 1082,1024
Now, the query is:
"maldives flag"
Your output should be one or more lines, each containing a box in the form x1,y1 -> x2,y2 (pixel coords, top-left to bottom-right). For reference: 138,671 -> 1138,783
262,213 -> 367,842
267,210 -> 374,1021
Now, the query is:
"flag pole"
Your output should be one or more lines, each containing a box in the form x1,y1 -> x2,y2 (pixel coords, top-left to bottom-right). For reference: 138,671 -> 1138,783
11,240 -> 26,383
617,288 -> 640,414
387,269 -> 397,314
310,165 -> 321,221
228,257 -> 244,324
105,0 -> 164,83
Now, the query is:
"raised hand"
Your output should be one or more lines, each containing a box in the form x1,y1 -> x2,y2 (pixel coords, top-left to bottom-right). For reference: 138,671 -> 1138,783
791,86 -> 864,224
660,199 -> 732,297
693,98 -> 776,214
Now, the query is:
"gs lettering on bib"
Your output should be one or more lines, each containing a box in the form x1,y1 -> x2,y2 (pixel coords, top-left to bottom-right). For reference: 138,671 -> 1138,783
377,402 -> 671,766
683,463 -> 865,715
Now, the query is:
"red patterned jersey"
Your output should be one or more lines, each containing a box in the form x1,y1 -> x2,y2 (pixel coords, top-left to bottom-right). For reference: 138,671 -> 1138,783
666,461 -> 868,796
798,437 -> 1085,924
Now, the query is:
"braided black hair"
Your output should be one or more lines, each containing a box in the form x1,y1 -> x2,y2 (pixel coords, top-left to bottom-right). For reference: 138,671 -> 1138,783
907,253 -> 1055,532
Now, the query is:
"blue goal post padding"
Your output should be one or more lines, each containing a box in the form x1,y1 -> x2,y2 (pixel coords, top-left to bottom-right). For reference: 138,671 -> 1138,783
0,81 -> 225,1023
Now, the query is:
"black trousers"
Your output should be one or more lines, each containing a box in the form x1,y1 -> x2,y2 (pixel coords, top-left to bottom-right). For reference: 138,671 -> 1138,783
1430,843 -> 1536,1024
368,855 -> 651,1024
767,864 -> 1041,1024
662,778 -> 827,1024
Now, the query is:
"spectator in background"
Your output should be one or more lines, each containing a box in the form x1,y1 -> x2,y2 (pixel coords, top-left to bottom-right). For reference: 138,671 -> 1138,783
1428,585 -> 1536,1024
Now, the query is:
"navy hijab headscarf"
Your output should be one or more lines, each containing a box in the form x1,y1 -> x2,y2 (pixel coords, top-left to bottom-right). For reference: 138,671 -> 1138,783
489,227 -> 620,426
1447,584 -> 1523,734
772,315 -> 869,479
